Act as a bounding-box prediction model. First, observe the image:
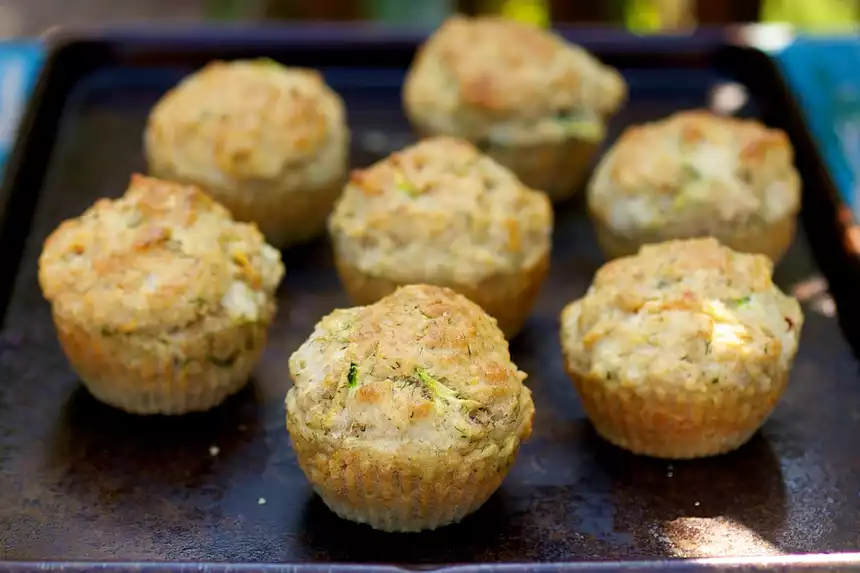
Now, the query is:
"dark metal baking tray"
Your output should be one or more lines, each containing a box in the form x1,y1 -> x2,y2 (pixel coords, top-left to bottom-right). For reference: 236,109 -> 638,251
0,25 -> 859,573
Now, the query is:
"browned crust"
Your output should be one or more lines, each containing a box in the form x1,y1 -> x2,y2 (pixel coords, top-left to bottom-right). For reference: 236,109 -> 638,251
333,251 -> 550,339
590,209 -> 798,265
564,363 -> 788,459
53,311 -> 268,415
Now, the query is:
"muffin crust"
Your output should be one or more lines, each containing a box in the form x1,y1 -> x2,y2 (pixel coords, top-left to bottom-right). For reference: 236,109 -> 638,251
145,59 -> 349,247
403,15 -> 626,201
329,136 -> 553,337
287,284 -> 534,531
588,110 -> 801,261
39,174 -> 285,414
404,15 -> 625,145
560,238 -> 803,458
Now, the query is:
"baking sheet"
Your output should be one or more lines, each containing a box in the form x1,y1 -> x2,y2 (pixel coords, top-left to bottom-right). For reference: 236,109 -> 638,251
0,28 -> 858,571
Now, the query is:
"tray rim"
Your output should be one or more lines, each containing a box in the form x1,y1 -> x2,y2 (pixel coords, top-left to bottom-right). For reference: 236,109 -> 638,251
3,552 -> 860,572
0,24 -> 858,573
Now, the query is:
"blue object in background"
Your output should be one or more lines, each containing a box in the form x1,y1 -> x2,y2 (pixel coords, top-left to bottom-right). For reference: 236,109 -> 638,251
0,41 -> 43,178
776,36 -> 860,219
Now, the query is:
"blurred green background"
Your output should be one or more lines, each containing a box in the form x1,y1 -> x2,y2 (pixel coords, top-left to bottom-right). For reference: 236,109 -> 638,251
0,0 -> 857,37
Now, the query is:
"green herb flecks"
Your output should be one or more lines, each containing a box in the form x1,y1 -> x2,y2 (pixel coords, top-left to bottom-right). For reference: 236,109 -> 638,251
255,57 -> 284,68
393,169 -> 421,198
680,163 -> 701,181
553,109 -> 604,142
730,296 -> 751,308
347,362 -> 359,388
415,367 -> 481,411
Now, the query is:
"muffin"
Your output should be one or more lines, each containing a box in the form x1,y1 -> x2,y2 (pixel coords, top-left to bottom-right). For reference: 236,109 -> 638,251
145,58 -> 349,248
559,238 -> 803,459
286,284 -> 535,532
38,175 -> 285,415
587,110 -> 801,263
328,136 -> 553,339
403,15 -> 626,202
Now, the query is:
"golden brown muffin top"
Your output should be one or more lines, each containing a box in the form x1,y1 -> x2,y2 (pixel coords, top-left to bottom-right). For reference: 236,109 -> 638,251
403,15 -> 626,144
39,175 -> 284,334
328,136 -> 553,284
145,59 -> 346,181
287,284 -> 534,452
588,110 -> 801,236
560,238 -> 803,391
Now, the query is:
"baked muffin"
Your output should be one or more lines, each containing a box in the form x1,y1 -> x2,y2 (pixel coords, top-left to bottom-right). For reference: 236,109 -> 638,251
560,238 -> 803,459
38,175 -> 285,415
328,136 -> 553,339
145,58 -> 349,248
403,15 -> 626,202
286,284 -> 535,532
587,110 -> 801,263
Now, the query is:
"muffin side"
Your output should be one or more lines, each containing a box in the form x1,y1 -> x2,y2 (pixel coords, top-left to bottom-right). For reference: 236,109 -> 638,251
145,59 -> 349,248
333,250 -> 549,339
38,175 -> 285,415
587,110 -> 801,262
286,284 -> 535,531
403,15 -> 626,201
559,238 -> 803,459
329,136 -> 553,338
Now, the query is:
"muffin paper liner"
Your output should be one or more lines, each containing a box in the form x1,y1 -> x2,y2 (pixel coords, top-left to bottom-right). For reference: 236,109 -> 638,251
333,251 -> 550,339
53,310 -> 269,415
287,415 -> 525,532
413,125 -> 602,203
148,164 -> 346,249
482,136 -> 601,203
220,177 -> 346,249
566,365 -> 789,459
590,207 -> 798,264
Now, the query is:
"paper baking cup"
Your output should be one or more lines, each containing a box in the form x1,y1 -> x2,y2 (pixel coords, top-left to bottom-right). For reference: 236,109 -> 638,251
590,208 -> 798,265
481,136 -> 601,203
53,311 -> 269,415
567,366 -> 789,459
413,125 -> 602,203
287,416 -> 526,532
333,251 -> 550,339
218,177 -> 346,249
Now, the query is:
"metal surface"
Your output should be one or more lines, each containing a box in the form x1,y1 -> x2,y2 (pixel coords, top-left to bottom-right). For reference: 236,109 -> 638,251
0,29 -> 859,571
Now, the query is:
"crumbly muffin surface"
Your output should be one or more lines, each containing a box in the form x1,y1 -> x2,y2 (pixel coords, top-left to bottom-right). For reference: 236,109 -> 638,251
403,15 -> 626,145
588,111 -> 801,237
38,175 -> 284,334
145,59 -> 347,187
329,136 -> 553,284
287,285 -> 534,451
561,238 -> 803,392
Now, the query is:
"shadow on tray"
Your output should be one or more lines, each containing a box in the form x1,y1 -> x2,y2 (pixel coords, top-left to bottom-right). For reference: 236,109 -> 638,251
46,382 -> 270,493
293,423 -> 787,563
580,425 -> 788,558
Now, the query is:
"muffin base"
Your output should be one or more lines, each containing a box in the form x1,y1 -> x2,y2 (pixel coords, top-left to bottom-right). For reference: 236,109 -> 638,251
287,417 -> 522,532
566,365 -> 789,459
147,164 -> 345,249
223,177 -> 346,249
591,210 -> 798,264
482,137 -> 601,203
412,126 -> 601,203
53,311 -> 269,415
333,252 -> 550,339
